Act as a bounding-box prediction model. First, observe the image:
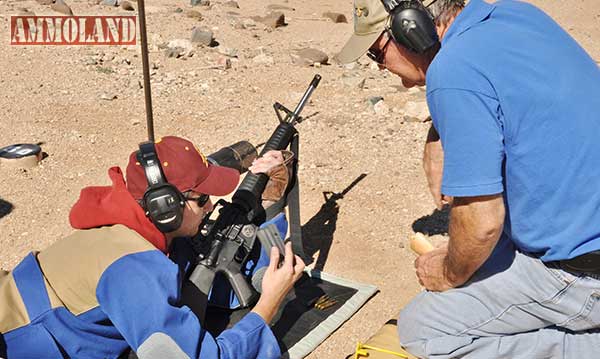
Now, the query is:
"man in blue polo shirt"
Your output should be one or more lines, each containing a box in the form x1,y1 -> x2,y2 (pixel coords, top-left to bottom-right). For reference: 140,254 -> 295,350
338,0 -> 600,357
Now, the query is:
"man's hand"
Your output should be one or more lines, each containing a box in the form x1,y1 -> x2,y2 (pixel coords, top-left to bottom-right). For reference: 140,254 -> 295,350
423,125 -> 452,210
251,242 -> 305,323
415,246 -> 456,292
249,150 -> 294,204
415,195 -> 505,291
248,151 -> 285,175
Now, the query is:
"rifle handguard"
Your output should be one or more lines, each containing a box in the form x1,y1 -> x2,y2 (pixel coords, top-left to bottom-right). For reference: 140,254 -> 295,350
234,122 -> 297,210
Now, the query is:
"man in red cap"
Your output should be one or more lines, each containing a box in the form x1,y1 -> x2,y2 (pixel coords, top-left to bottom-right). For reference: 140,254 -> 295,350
0,136 -> 304,359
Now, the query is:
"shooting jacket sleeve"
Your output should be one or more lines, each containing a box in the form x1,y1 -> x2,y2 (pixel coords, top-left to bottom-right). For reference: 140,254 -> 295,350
262,150 -> 294,204
96,250 -> 280,359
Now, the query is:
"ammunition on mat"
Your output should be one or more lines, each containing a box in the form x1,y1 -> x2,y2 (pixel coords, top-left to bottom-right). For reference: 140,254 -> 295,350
316,298 -> 337,310
306,294 -> 328,308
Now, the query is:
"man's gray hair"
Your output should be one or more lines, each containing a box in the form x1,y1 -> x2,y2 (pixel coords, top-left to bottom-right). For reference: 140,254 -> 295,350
425,0 -> 465,25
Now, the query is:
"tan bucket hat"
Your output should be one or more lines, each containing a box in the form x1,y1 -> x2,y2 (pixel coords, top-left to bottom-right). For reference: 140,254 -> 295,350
336,0 -> 389,64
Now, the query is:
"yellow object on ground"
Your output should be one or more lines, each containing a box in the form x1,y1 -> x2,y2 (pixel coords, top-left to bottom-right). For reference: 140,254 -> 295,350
409,232 -> 435,255
351,319 -> 418,359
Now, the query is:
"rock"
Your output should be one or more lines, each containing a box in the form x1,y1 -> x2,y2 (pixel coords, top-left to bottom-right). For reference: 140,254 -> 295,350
242,18 -> 257,28
252,53 -> 274,65
216,57 -> 232,69
343,62 -> 357,70
252,12 -> 286,28
403,116 -> 422,123
217,46 -> 238,57
191,0 -> 210,6
248,47 -> 266,58
266,4 -> 295,11
165,48 -> 182,58
291,48 -> 328,66
341,73 -> 366,89
367,96 -> 384,106
35,0 -> 54,5
130,119 -> 141,126
51,0 -> 73,15
120,0 -> 135,11
100,93 -> 117,101
84,57 -> 98,66
96,65 -> 115,74
101,0 -> 118,7
402,100 -> 430,120
174,7 -> 184,13
186,10 -> 203,20
223,1 -> 239,8
373,100 -> 389,116
165,39 -> 194,58
18,8 -> 35,16
322,11 -> 348,23
190,28 -> 214,46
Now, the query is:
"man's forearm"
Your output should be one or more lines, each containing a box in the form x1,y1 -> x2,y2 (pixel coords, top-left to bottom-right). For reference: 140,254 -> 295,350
444,194 -> 505,286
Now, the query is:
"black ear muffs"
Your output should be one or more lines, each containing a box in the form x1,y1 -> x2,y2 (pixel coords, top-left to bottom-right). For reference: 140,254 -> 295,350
137,141 -> 185,233
382,0 -> 439,53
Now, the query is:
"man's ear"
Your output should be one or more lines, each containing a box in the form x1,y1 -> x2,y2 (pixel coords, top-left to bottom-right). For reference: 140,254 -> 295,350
435,11 -> 460,41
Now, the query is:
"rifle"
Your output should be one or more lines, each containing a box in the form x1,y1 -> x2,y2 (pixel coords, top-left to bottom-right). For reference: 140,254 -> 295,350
188,75 -> 321,308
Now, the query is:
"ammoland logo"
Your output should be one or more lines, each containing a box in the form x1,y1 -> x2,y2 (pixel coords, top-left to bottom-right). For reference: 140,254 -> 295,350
11,16 -> 136,45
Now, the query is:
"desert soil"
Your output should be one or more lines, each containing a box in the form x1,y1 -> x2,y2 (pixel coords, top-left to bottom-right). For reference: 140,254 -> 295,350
1,0 -> 599,357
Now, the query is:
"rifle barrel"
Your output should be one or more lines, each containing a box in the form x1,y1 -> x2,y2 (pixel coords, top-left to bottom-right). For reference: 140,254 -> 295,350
290,75 -> 321,122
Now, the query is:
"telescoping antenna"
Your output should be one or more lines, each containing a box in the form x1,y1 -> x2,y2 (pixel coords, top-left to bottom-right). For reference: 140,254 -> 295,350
137,0 -> 155,142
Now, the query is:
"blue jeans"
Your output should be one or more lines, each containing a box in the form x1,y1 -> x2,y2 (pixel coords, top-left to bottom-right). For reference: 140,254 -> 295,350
398,237 -> 600,358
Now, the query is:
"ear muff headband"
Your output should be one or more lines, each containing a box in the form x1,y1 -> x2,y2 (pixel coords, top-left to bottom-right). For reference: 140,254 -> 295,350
381,0 -> 439,53
137,141 -> 185,233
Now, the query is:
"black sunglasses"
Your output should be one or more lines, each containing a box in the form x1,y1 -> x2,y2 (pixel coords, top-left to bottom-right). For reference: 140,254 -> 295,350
367,30 -> 392,65
184,192 -> 210,207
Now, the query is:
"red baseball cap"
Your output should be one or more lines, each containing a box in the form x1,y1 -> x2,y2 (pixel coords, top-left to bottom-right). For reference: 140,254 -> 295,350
126,136 -> 240,199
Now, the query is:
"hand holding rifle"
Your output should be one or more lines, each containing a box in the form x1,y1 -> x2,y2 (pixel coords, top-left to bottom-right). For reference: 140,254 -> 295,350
252,242 -> 305,323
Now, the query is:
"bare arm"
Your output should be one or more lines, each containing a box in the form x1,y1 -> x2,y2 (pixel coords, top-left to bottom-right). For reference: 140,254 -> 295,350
415,194 -> 505,291
423,124 -> 453,209
444,194 -> 505,286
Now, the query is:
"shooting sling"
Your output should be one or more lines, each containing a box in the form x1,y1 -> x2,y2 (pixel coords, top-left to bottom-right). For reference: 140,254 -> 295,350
264,134 -> 310,265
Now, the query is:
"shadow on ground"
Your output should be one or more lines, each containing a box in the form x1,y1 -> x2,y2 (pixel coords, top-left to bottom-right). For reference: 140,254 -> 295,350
0,198 -> 13,219
411,205 -> 450,236
302,173 -> 367,271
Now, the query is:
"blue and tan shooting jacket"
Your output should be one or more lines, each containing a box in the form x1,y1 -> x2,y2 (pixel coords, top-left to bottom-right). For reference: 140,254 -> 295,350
0,167 -> 285,359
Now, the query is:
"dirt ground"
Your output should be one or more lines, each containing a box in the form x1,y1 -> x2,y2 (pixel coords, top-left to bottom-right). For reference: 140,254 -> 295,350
1,0 -> 599,357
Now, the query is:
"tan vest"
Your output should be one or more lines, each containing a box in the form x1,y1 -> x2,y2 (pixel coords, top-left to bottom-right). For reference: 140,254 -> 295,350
0,225 -> 156,333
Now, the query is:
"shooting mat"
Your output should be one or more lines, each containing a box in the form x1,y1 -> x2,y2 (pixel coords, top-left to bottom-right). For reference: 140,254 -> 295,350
205,269 -> 378,359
